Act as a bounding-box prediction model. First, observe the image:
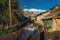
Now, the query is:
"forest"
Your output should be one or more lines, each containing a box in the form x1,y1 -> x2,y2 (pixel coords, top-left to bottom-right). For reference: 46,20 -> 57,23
0,0 -> 31,35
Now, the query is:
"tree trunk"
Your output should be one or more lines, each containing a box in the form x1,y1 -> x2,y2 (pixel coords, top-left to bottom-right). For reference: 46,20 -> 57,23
9,0 -> 12,27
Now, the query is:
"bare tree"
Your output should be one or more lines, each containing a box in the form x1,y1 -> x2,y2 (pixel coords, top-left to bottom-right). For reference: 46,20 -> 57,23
9,0 -> 12,27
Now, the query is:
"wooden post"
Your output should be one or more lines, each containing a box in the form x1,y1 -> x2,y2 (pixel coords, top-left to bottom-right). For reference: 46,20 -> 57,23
9,0 -> 12,27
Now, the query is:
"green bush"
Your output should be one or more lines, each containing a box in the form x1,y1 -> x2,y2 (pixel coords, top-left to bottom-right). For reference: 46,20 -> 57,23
35,21 -> 42,27
45,24 -> 51,30
0,24 -> 18,35
34,21 -> 42,30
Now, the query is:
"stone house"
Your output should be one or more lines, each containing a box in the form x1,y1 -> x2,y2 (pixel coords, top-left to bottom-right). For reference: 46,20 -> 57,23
36,5 -> 60,32
36,5 -> 60,40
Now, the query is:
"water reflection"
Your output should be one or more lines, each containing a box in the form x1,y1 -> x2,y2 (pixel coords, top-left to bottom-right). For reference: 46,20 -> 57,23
20,27 -> 38,40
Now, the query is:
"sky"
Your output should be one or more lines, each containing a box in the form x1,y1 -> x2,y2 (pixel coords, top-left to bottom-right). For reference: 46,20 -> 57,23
18,0 -> 60,11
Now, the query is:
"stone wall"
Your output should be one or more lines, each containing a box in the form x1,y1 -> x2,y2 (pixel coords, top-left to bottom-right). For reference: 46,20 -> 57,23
0,28 -> 25,40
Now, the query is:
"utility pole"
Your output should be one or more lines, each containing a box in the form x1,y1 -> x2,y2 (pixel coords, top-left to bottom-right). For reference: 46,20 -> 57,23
9,0 -> 12,27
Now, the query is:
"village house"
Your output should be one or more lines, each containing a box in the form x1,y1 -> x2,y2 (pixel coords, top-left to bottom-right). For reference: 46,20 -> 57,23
36,5 -> 60,32
35,5 -> 60,40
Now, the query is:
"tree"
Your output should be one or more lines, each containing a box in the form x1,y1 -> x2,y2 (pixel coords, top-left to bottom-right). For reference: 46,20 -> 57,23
9,0 -> 12,27
0,0 -> 23,27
